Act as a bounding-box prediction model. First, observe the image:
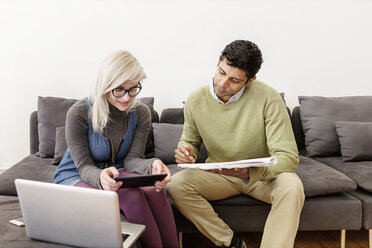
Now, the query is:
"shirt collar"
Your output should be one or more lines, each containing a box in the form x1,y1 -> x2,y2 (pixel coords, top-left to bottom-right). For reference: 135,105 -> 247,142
209,78 -> 245,104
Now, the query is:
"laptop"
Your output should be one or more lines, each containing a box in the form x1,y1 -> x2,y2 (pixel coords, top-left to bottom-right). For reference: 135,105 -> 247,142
14,179 -> 145,248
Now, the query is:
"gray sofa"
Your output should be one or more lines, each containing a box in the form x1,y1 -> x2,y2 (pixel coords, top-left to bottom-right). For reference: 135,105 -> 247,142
0,95 -> 371,248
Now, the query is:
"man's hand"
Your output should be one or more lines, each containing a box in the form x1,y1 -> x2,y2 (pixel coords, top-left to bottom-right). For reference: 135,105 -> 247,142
100,167 -> 123,191
151,159 -> 171,192
205,167 -> 250,180
174,143 -> 195,164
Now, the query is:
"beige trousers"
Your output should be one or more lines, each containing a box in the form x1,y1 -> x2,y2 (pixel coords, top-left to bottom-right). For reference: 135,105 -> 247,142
167,169 -> 305,248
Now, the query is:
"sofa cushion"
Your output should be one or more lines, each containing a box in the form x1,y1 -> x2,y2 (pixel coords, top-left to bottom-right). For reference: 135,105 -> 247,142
152,123 -> 208,165
295,155 -> 357,197
138,97 -> 159,158
298,96 -> 372,156
314,156 -> 372,193
52,126 -> 67,165
0,155 -> 55,196
160,108 -> 184,124
37,96 -> 77,158
335,121 -> 372,162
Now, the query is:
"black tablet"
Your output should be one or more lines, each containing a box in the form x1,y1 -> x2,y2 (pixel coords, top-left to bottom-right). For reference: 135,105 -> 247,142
113,174 -> 167,188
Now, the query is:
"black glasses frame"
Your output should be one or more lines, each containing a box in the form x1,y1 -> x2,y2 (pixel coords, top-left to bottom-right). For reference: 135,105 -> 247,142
111,82 -> 142,98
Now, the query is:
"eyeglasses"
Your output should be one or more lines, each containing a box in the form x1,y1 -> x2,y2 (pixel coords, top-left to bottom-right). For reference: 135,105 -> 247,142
111,82 -> 142,98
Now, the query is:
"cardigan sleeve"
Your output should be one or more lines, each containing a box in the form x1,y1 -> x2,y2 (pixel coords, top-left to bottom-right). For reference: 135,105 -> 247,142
123,103 -> 157,174
65,100 -> 103,189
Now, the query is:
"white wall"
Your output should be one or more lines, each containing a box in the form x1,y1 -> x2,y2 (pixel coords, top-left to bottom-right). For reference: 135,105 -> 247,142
1,0 -> 371,169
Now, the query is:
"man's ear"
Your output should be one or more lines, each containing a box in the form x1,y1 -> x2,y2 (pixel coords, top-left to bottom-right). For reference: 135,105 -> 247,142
245,76 -> 256,86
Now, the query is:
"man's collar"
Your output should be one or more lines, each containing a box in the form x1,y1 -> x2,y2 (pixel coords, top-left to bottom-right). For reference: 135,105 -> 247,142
209,79 -> 245,104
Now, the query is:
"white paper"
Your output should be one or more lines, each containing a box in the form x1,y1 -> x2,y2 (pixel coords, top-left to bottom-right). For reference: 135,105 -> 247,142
178,157 -> 277,170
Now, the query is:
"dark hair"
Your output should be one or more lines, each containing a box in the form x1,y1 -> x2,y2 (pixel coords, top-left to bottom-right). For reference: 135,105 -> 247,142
220,40 -> 263,80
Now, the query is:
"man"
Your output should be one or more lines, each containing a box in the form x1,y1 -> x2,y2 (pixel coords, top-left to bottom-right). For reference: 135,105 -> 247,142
167,40 -> 305,248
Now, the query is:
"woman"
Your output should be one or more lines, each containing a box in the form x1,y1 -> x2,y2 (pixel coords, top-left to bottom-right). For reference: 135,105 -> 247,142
54,50 -> 178,248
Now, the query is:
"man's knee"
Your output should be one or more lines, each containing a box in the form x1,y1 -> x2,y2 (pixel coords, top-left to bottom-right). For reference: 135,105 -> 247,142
167,169 -> 209,200
273,173 -> 305,204
167,169 -> 194,198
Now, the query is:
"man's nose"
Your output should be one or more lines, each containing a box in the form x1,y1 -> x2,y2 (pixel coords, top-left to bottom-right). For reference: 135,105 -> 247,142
220,77 -> 229,88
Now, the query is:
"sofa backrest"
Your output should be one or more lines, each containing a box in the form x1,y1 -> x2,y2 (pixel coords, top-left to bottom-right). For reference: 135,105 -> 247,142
290,106 -> 306,153
160,108 -> 184,124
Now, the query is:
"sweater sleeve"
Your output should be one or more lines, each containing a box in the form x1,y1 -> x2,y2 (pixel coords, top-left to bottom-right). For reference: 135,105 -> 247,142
123,103 -> 157,174
180,93 -> 203,160
65,100 -> 103,189
254,96 -> 299,181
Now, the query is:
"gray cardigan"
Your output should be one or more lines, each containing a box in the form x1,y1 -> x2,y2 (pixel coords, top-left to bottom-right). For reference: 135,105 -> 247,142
65,99 -> 157,189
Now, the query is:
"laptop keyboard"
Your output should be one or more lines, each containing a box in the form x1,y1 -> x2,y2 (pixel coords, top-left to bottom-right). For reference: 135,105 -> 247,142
122,233 -> 130,242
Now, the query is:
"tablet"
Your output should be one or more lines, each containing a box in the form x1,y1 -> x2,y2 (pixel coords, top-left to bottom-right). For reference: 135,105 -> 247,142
113,174 -> 167,188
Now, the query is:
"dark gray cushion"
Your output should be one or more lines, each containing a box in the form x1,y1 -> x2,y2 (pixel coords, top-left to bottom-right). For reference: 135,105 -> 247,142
52,126 -> 67,165
0,155 -> 55,196
314,156 -> 372,193
160,108 -> 184,124
138,97 -> 159,158
153,123 -> 183,164
299,96 -> 372,156
335,121 -> 372,162
295,155 -> 357,197
37,96 -> 77,158
152,123 -> 208,164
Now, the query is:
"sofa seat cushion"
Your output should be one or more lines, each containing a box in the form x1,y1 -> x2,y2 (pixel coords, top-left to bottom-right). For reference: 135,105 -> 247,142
348,189 -> 372,229
0,155 -> 55,196
298,192 -> 362,230
295,155 -> 357,197
314,156 -> 372,193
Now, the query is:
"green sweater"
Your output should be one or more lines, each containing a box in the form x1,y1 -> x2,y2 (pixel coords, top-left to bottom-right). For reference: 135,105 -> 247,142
181,80 -> 299,186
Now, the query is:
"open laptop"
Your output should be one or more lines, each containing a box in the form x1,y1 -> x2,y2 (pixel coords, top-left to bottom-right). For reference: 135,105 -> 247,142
14,179 -> 145,248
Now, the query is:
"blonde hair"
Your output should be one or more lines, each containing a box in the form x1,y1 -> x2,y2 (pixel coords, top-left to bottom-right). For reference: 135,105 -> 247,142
90,50 -> 146,133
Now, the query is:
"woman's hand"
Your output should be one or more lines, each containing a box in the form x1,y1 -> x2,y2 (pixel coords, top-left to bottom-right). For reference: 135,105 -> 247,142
151,159 -> 171,192
100,167 -> 123,191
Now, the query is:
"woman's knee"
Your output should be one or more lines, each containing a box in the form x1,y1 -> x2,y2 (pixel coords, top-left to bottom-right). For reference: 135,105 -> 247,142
142,186 -> 168,202
118,187 -> 146,203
